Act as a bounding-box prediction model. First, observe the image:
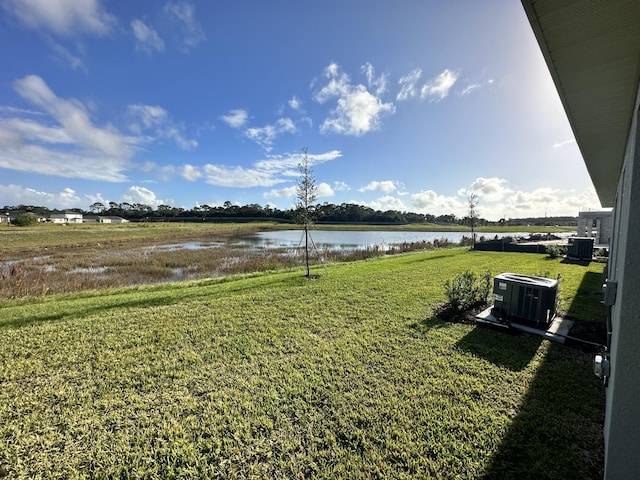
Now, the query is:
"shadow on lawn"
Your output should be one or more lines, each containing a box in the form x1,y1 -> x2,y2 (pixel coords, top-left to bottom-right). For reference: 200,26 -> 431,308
564,270 -> 607,346
456,326 -> 542,371
478,269 -> 606,479
481,341 -> 605,480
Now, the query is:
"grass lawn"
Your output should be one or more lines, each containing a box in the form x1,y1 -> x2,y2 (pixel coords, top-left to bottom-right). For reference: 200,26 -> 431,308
0,249 -> 605,479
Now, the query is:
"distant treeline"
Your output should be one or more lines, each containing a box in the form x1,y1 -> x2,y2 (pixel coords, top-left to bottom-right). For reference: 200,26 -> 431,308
2,202 -> 577,227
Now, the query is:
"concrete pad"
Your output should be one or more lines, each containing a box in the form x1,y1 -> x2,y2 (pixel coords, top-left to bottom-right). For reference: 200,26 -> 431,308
475,306 -> 574,344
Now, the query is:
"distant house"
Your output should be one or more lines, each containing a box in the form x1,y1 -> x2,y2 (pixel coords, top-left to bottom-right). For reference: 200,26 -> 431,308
577,210 -> 613,247
82,215 -> 129,224
99,216 -> 129,224
49,212 -> 83,224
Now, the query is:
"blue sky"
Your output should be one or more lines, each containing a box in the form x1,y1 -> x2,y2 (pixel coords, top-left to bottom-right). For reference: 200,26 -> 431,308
0,0 -> 601,220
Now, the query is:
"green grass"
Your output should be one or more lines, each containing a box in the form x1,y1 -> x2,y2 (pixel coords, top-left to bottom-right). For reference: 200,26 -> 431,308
0,250 -> 605,479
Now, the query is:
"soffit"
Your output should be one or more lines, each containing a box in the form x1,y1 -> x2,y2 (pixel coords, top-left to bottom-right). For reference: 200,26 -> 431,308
522,0 -> 640,207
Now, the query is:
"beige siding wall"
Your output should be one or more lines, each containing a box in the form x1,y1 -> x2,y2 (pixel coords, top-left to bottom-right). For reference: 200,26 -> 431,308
604,81 -> 640,479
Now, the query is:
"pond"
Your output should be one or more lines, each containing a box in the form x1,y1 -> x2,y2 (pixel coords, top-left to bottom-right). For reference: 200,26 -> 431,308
235,230 -> 561,251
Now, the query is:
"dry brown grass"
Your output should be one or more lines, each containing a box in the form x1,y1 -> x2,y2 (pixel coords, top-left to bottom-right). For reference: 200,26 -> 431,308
0,228 -> 466,300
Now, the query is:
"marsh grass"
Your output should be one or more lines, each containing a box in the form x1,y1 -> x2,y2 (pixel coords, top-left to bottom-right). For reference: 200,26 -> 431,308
0,249 -> 605,479
0,230 -> 461,300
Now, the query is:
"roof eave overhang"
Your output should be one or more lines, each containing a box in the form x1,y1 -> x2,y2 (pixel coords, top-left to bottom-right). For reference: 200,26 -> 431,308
521,0 -> 640,208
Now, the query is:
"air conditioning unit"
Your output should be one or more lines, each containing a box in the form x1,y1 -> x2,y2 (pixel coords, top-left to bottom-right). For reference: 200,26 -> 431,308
492,273 -> 558,327
567,237 -> 594,259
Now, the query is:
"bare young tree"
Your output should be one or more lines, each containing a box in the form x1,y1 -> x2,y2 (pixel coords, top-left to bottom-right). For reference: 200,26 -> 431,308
467,192 -> 479,248
296,147 -> 318,277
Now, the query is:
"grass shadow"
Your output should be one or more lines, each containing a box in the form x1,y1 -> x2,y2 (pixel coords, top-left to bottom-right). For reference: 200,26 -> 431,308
563,271 -> 607,346
481,268 -> 606,479
561,257 -> 592,266
482,341 -> 605,479
456,325 -> 543,371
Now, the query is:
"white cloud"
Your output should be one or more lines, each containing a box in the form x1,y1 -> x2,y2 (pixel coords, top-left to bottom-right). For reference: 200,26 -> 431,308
410,181 -> 601,221
362,62 -> 387,96
15,75 -> 130,158
51,43 -> 88,72
0,185 -> 169,213
460,78 -> 495,97
131,19 -> 165,53
0,106 -> 44,116
333,181 -> 350,192
313,62 -> 351,102
396,68 -> 422,101
164,1 -> 205,51
460,84 -> 480,96
421,69 -> 458,101
359,180 -> 398,193
2,0 -> 116,37
0,75 -> 131,182
264,186 -> 297,199
288,96 -> 302,111
364,195 -> 408,212
411,190 -> 464,216
0,117 -> 72,144
496,187 -> 599,219
120,186 -> 164,206
179,164 -> 201,181
553,138 -> 576,148
397,68 -> 459,102
159,165 -> 176,181
254,149 -> 341,173
165,126 -> 198,150
457,178 -> 600,220
221,109 -> 248,128
128,104 -> 167,131
317,182 -> 334,198
127,104 -> 197,150
203,164 -> 281,188
0,184 -> 82,209
0,144 -> 129,181
245,117 -> 297,151
203,150 -> 342,189
314,63 -> 395,136
467,177 -> 511,202
263,182 -> 352,199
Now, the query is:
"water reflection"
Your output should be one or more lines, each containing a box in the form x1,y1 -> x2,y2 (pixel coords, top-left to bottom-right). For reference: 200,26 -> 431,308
234,230 -> 560,251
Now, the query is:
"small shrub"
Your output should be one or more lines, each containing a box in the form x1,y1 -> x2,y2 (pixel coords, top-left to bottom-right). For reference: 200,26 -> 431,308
444,269 -> 491,311
479,269 -> 492,304
546,244 -> 566,259
11,213 -> 38,227
459,236 -> 474,247
547,243 -> 561,258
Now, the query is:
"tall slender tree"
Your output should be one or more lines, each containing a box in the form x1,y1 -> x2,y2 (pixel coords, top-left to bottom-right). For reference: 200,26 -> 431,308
467,192 -> 479,248
296,147 -> 318,277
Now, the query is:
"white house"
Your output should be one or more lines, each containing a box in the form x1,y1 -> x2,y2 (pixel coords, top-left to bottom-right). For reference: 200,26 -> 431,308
82,215 -> 129,224
49,212 -> 83,224
522,1 -> 640,478
99,216 -> 129,224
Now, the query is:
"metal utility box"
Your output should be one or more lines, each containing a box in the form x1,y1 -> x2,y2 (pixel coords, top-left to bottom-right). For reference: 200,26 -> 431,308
492,273 -> 558,327
567,237 -> 594,259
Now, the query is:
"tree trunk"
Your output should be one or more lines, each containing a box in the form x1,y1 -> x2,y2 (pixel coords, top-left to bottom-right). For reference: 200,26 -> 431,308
304,224 -> 310,277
